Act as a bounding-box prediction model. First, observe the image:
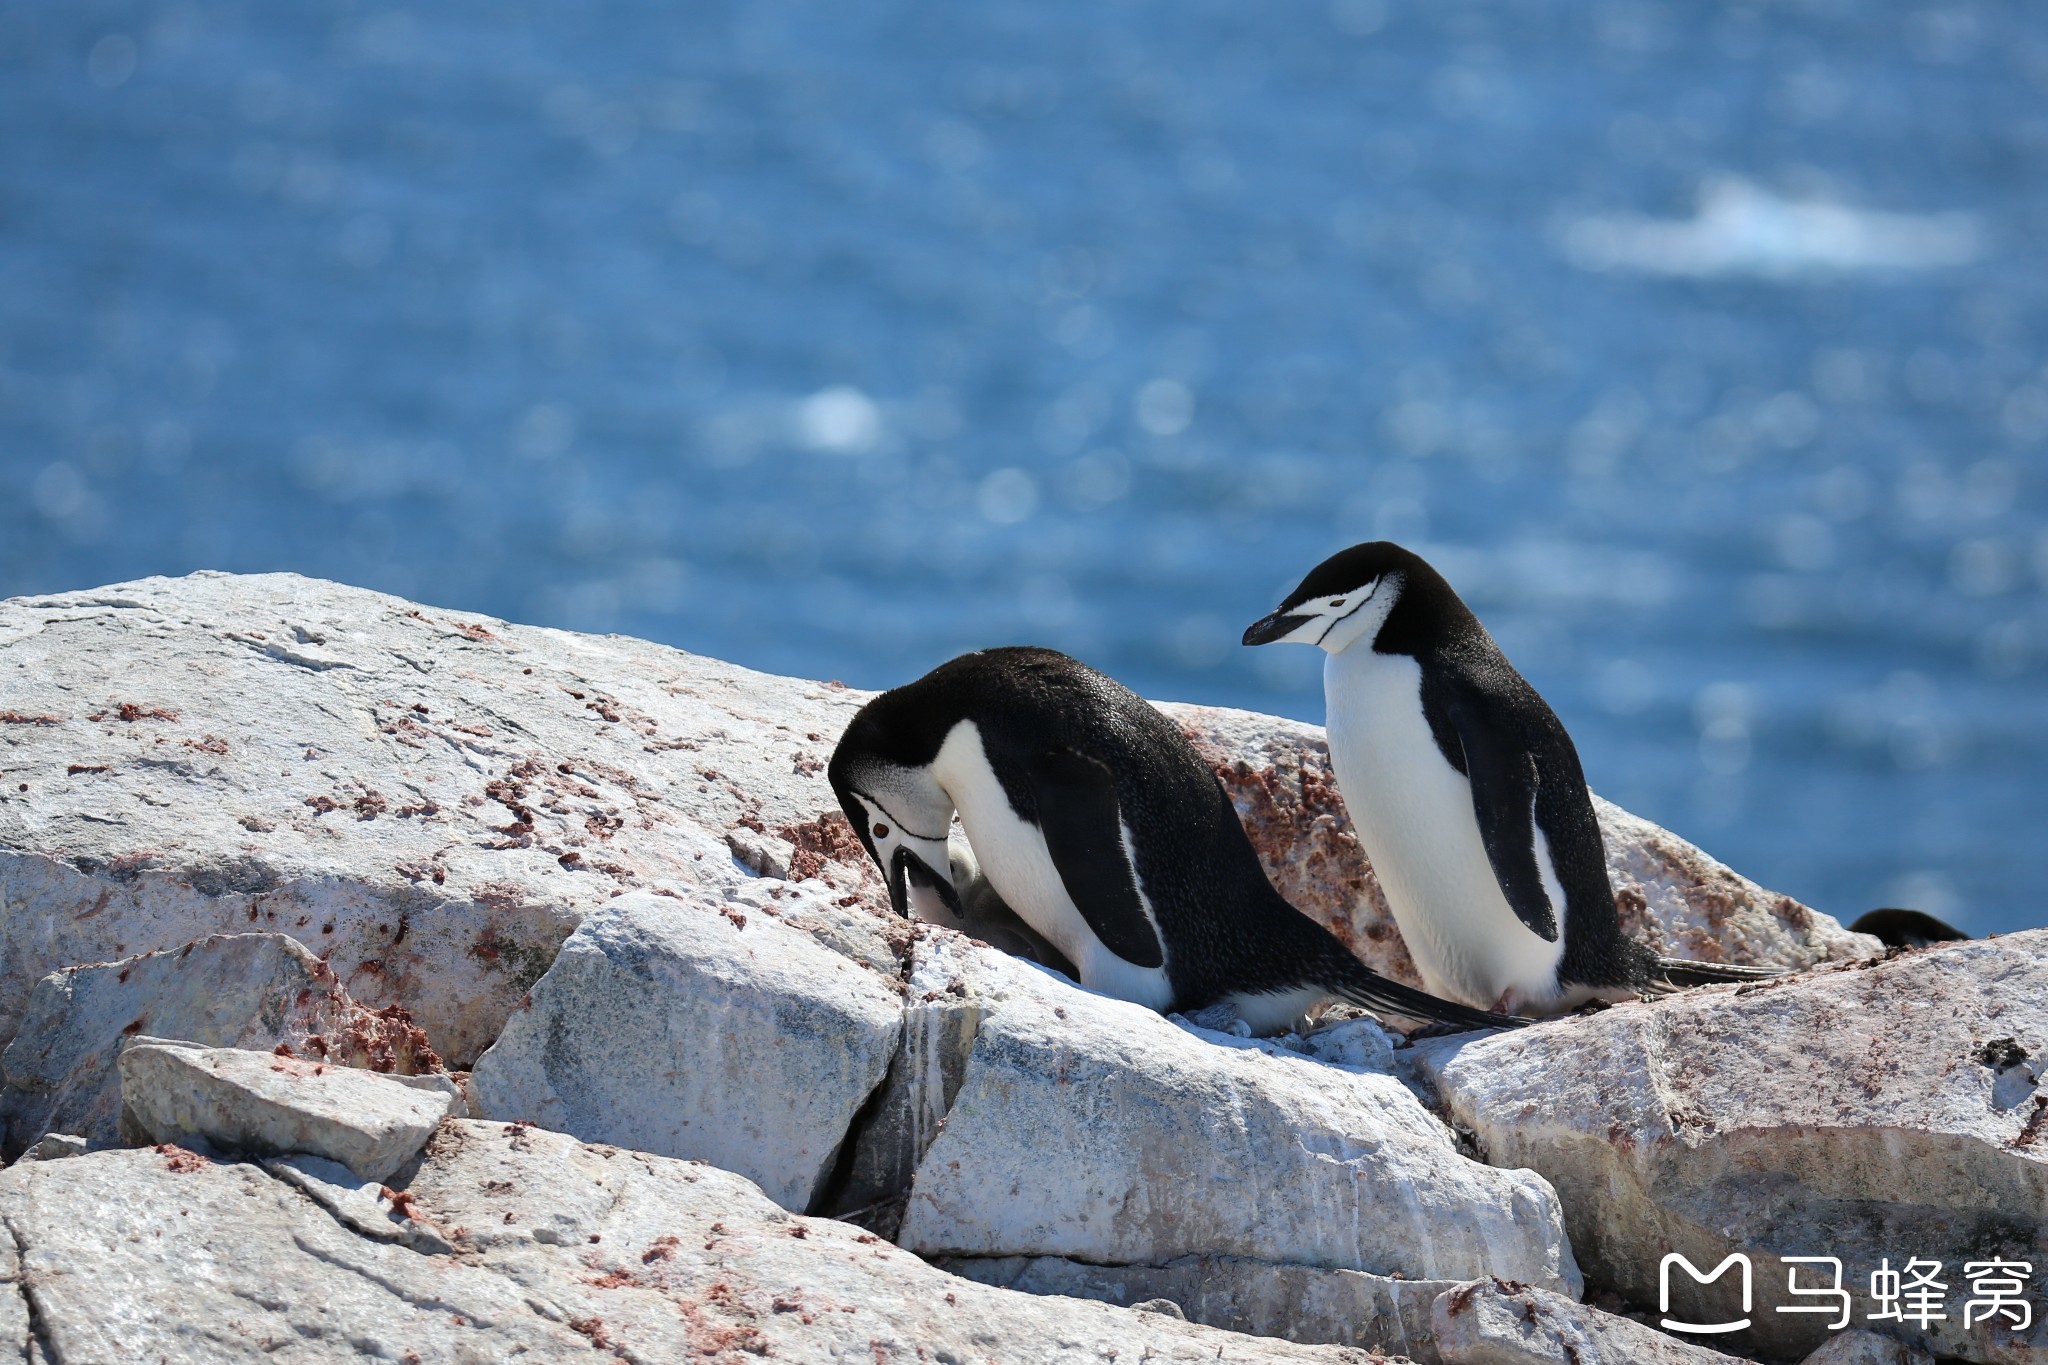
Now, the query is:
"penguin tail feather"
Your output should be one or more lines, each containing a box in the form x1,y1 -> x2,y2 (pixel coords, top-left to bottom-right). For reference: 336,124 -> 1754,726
1327,964 -> 1531,1032
1652,957 -> 1782,989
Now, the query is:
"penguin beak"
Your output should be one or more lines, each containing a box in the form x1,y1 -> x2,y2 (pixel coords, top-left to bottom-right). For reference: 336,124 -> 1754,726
887,845 -> 961,921
1242,609 -> 1310,646
886,846 -> 915,919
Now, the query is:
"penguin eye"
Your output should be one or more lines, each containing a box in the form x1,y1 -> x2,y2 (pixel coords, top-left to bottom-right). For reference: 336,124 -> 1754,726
1330,598 -> 1346,608
873,822 -> 890,839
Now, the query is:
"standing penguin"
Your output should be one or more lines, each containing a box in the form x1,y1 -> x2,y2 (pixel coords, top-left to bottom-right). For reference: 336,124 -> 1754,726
1243,541 -> 1773,1016
829,646 -> 1526,1033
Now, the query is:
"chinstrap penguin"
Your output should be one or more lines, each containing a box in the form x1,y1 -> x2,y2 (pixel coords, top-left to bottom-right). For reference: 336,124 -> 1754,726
829,646 -> 1527,1033
1244,541 -> 1774,1017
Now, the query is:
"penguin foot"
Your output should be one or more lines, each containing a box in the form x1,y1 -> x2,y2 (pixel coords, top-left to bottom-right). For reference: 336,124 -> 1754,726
1180,1002 -> 1255,1037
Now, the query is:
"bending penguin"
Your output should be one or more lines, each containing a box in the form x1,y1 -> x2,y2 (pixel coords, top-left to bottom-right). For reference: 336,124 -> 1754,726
1244,541 -> 1774,1017
829,646 -> 1526,1033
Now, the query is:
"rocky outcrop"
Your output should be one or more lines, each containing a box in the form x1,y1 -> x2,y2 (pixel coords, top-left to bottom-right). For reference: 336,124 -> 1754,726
0,1120 -> 1399,1363
0,572 -> 1963,1362
0,573 -> 1871,1074
0,930 -> 436,1156
1428,1278 -> 1744,1365
468,889 -> 903,1211
0,574 -> 878,1067
1417,932 -> 2048,1364
887,937 -> 1579,1291
118,1037 -> 454,1181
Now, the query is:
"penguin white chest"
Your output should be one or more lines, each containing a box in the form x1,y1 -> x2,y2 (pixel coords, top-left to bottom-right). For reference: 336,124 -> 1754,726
929,722 -> 1175,1011
1323,648 -> 1566,1011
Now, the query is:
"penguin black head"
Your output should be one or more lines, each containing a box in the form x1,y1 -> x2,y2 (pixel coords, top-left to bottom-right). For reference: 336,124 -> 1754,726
1243,540 -> 1439,652
827,713 -> 960,922
1848,907 -> 1970,950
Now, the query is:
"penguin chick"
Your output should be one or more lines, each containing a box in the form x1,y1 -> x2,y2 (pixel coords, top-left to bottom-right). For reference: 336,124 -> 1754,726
944,832 -> 1081,978
1244,540 -> 1777,1017
829,646 -> 1526,1033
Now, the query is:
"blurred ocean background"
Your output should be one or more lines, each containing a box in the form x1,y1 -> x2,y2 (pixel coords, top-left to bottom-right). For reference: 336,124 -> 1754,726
3,0 -> 2044,936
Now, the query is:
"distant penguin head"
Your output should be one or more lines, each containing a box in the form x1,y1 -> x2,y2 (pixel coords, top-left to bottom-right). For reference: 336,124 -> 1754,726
1243,541 -> 1415,654
828,748 -> 957,921
1848,907 -> 1970,949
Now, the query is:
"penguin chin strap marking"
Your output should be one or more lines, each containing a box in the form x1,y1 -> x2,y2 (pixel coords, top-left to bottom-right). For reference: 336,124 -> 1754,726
855,792 -> 950,844
1312,578 -> 1380,649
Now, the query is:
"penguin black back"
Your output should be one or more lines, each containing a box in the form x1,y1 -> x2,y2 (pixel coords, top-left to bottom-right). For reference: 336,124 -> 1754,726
831,646 -> 1526,1031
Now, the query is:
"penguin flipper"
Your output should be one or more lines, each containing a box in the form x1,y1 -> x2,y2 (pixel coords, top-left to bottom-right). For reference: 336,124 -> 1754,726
1021,746 -> 1166,969
1446,695 -> 1561,943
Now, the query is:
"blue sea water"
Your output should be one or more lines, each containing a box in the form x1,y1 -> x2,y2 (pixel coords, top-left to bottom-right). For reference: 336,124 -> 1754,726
3,0 -> 2045,936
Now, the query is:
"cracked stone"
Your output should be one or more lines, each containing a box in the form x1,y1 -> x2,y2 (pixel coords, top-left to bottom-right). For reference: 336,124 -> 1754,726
0,1123 -> 1397,1363
0,931 -> 440,1158
1416,931 -> 2048,1363
892,938 -> 1581,1293
945,1252 -> 1460,1361
118,1039 -> 451,1182
1429,1278 -> 1744,1365
466,889 -> 902,1213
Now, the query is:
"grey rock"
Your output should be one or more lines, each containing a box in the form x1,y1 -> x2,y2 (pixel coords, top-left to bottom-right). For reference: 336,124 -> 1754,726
259,1152 -> 452,1253
0,573 -> 891,1068
0,1122 -> 1400,1363
945,1252 -> 1459,1361
831,927 -> 1004,1227
17,1133 -> 84,1162
1430,1278 -> 1742,1365
1799,1328 -> 1936,1365
894,936 -> 1581,1292
1423,932 -> 2048,1363
408,1119 -> 1390,1362
466,889 -> 902,1212
0,931 -> 439,1157
0,1143 -> 608,1362
118,1040 -> 451,1182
